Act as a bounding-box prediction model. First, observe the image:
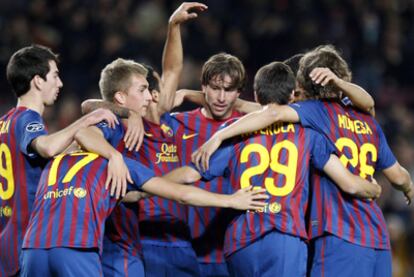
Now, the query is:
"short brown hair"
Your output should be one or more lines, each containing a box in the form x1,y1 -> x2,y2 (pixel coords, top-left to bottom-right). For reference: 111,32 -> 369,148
201,53 -> 246,92
297,45 -> 352,99
99,58 -> 148,101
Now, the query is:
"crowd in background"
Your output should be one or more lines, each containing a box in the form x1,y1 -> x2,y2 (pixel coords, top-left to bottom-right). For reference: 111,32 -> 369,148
0,0 -> 413,275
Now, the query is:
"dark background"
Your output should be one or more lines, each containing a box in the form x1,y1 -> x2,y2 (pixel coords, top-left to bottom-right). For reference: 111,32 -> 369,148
0,1 -> 413,275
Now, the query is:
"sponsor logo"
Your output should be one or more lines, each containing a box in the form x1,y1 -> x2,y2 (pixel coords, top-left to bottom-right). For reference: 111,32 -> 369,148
26,122 -> 44,132
0,205 -> 12,217
43,186 -> 87,200
182,133 -> 198,140
155,143 -> 179,164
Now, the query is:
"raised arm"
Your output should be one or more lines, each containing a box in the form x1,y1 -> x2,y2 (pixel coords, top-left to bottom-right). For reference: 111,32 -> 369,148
192,104 -> 299,171
310,67 -> 375,116
382,162 -> 414,204
323,154 -> 381,199
156,2 -> 207,116
31,108 -> 118,158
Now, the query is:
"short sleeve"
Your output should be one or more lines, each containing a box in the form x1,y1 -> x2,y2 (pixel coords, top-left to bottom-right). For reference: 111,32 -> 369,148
125,157 -> 155,190
309,129 -> 335,170
96,117 -> 122,141
289,100 -> 329,133
16,110 -> 48,157
189,142 -> 233,181
376,125 -> 397,170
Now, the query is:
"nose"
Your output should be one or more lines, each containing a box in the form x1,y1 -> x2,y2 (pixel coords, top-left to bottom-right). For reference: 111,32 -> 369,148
145,88 -> 152,103
58,77 -> 63,88
218,90 -> 225,102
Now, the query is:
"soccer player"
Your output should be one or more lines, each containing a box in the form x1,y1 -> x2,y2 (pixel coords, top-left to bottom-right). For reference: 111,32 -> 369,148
0,45 -> 118,277
192,45 -> 414,276
79,3 -> 210,276
167,61 -> 381,276
169,52 -> 248,277
20,148 -> 267,277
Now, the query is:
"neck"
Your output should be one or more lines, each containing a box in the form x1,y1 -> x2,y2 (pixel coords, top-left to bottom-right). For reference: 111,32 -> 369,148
17,90 -> 45,115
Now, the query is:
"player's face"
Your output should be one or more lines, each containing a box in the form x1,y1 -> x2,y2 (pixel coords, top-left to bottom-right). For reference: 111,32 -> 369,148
42,60 -> 63,106
203,74 -> 240,120
124,74 -> 152,116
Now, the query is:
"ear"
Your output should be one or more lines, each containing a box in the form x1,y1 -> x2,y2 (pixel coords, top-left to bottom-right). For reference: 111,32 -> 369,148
113,91 -> 126,105
32,75 -> 44,90
289,89 -> 296,103
254,91 -> 259,103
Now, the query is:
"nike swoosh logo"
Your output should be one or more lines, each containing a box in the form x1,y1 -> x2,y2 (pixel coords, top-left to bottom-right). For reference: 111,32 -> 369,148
144,132 -> 153,137
182,133 -> 198,140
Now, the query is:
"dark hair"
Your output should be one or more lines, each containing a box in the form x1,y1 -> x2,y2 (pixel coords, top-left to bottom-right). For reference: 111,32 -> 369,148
7,45 -> 59,97
142,64 -> 160,93
283,53 -> 304,76
254,62 -> 295,105
297,45 -> 352,99
201,53 -> 246,92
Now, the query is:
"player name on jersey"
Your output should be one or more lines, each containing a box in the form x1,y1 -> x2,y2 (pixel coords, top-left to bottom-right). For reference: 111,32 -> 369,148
337,114 -> 372,135
242,122 -> 295,137
0,119 -> 11,134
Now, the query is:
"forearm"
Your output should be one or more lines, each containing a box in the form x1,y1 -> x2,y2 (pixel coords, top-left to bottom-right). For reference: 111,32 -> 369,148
337,79 -> 375,115
163,166 -> 201,184
214,106 -> 277,141
157,22 -> 183,114
82,99 -> 130,118
32,116 -> 93,158
234,99 -> 262,114
384,164 -> 413,193
74,126 -> 120,160
182,90 -> 206,106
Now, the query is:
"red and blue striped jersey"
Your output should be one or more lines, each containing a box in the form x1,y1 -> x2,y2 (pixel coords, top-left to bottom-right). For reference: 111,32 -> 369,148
0,107 -> 48,276
194,122 -> 333,257
136,114 -> 189,246
22,152 -> 154,254
97,120 -> 143,256
170,108 -> 243,263
290,100 -> 396,249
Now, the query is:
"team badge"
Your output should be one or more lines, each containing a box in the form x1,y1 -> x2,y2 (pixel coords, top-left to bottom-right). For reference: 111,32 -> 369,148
160,124 -> 173,137
74,188 -> 87,199
269,202 -> 281,214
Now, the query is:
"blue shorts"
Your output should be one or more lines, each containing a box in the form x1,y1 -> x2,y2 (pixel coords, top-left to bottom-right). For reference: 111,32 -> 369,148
227,231 -> 307,277
199,262 -> 229,277
21,248 -> 101,277
310,235 -> 391,277
101,238 -> 144,277
142,242 -> 200,277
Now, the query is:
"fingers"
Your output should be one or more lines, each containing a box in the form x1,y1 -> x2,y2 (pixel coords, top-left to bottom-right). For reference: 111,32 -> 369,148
202,151 -> 210,172
191,150 -> 203,172
135,131 -> 144,152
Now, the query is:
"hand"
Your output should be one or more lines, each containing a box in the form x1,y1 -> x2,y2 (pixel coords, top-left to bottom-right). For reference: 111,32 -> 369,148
84,108 -> 119,128
191,134 -> 222,172
173,90 -> 186,108
228,186 -> 269,210
105,153 -> 133,199
403,183 -> 414,205
169,2 -> 208,25
309,67 -> 341,87
124,111 -> 144,151
122,191 -> 152,203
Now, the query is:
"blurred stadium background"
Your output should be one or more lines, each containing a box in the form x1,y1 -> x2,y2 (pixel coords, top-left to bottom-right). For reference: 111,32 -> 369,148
0,1 -> 413,276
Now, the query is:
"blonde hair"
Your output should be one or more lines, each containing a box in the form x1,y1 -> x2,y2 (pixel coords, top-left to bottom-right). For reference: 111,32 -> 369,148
99,58 -> 148,101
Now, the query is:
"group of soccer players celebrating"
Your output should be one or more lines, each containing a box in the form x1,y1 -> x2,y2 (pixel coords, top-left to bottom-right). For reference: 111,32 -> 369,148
1,2 -> 413,277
